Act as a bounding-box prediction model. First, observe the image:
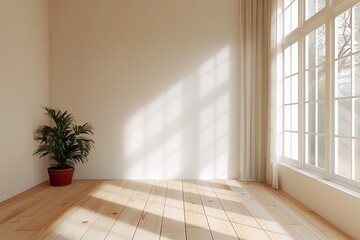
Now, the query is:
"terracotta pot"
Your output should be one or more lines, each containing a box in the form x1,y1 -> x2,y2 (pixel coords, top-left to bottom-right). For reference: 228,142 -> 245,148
47,167 -> 74,186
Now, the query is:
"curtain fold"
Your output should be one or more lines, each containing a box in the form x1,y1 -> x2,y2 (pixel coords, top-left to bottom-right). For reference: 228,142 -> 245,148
239,0 -> 279,188
268,0 -> 281,189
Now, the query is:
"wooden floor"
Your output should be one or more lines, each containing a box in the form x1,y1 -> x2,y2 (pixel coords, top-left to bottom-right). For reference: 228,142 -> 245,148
0,180 -> 352,240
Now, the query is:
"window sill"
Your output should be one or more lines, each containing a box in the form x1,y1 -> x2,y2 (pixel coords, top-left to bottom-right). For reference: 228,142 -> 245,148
278,162 -> 360,198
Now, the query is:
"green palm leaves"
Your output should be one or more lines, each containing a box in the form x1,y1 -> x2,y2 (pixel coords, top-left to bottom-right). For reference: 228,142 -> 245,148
33,107 -> 95,168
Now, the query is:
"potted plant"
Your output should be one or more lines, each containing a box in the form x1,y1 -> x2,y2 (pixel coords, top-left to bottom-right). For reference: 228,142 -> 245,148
33,107 -> 94,186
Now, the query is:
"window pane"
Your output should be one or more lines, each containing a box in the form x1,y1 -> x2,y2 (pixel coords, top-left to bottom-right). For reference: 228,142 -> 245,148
318,0 -> 325,13
318,66 -> 326,101
306,29 -> 316,69
291,1 -> 298,33
284,7 -> 291,36
284,0 -> 291,8
284,46 -> 291,77
284,132 -> 291,158
306,134 -> 316,165
335,99 -> 352,136
354,54 -> 360,96
292,75 -> 298,103
318,25 -> 326,65
306,0 -> 316,20
318,101 -> 325,134
306,102 -> 316,132
284,105 -> 291,131
284,77 -> 291,104
306,0 -> 325,20
305,25 -> 325,68
283,132 -> 298,161
292,132 -> 298,160
353,4 -> 360,52
292,104 -> 298,131
355,98 -> 360,137
355,139 -> 360,181
335,137 -> 352,178
336,9 -> 352,59
335,57 -> 352,98
292,42 -> 298,74
284,132 -> 298,161
306,69 -> 316,101
318,135 -> 325,169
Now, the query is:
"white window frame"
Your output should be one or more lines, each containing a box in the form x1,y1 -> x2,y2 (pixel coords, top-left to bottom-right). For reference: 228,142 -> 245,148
280,0 -> 360,192
331,0 -> 360,191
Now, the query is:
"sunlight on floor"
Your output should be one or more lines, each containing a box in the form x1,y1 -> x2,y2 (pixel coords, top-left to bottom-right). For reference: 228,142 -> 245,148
12,180 -> 326,240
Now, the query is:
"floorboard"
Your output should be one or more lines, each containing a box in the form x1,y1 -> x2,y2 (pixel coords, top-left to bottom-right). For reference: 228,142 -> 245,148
0,180 -> 353,240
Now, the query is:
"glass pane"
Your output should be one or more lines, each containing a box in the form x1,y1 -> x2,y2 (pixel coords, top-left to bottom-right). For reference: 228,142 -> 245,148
306,29 -> 316,69
335,57 -> 352,98
306,0 -> 316,20
306,0 -> 325,20
355,98 -> 360,137
318,66 -> 326,101
284,7 -> 291,36
291,1 -> 298,33
336,9 -> 352,59
335,137 -> 352,178
284,132 -> 298,160
292,104 -> 298,131
284,46 -> 291,77
306,69 -> 316,101
353,4 -> 360,52
318,135 -> 325,169
318,0 -> 325,13
284,77 -> 291,104
284,105 -> 291,131
284,132 -> 291,158
291,132 -> 298,160
307,102 -> 316,133
355,139 -> 360,181
306,134 -> 316,166
318,101 -> 325,134
317,25 -> 326,65
292,75 -> 298,103
336,99 -> 352,136
354,54 -> 360,96
292,42 -> 298,74
284,0 -> 291,8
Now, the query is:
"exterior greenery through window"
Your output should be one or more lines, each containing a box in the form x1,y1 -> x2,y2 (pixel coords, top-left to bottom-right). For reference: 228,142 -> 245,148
280,0 -> 360,190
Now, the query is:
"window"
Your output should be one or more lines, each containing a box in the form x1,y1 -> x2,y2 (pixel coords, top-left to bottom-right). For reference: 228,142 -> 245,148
305,0 -> 325,20
283,0 -> 299,36
284,42 -> 299,162
279,0 -> 360,190
305,25 -> 326,170
334,4 -> 360,183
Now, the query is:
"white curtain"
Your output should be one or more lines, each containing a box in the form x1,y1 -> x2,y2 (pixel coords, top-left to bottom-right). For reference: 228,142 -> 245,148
239,0 -> 280,188
267,0 -> 282,189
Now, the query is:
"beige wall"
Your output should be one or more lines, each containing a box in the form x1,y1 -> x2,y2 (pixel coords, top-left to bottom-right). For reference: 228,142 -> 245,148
279,165 -> 360,239
50,0 -> 240,179
0,0 -> 49,202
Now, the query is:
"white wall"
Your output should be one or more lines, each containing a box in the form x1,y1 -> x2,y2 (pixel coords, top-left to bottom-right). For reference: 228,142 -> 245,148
50,0 -> 240,179
279,165 -> 360,239
0,0 -> 49,202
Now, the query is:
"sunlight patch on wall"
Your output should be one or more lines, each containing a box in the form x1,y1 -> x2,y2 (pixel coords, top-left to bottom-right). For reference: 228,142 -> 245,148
198,47 -> 230,179
123,46 -> 231,179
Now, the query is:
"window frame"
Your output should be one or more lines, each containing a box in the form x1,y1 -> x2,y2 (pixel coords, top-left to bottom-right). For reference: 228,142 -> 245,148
331,1 -> 360,191
279,0 -> 360,191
